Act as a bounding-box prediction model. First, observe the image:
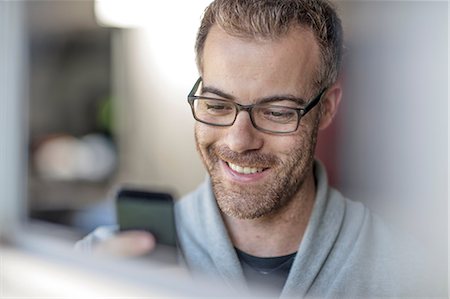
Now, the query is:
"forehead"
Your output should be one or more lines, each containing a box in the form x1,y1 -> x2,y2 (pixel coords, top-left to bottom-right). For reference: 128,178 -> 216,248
201,25 -> 321,98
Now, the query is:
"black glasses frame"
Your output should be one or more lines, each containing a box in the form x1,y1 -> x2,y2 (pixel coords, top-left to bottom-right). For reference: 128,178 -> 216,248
187,77 -> 327,134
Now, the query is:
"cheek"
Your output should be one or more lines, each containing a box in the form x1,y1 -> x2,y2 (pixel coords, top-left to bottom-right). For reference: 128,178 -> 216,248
267,127 -> 318,164
268,137 -> 304,159
195,123 -> 220,150
272,125 -> 315,154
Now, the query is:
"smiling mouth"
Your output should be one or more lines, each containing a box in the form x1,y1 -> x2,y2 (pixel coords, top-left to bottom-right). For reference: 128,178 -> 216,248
226,161 -> 268,174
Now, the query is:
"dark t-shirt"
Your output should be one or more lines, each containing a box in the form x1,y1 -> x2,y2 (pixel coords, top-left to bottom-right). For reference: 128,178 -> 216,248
235,247 -> 297,295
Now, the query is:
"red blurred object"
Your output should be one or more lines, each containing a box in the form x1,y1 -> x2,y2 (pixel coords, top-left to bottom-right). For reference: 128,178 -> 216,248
316,109 -> 341,188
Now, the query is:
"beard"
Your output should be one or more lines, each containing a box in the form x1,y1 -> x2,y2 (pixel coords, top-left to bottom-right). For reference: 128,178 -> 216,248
195,123 -> 319,220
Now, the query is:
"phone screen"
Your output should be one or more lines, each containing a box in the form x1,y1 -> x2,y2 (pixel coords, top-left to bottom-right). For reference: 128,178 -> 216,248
116,189 -> 177,247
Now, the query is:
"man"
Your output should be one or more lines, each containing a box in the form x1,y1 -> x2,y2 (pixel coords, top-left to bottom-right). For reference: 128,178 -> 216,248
77,0 -> 427,297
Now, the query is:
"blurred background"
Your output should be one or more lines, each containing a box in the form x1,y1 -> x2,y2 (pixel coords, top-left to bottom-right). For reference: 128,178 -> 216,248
0,0 -> 447,295
25,0 -> 211,233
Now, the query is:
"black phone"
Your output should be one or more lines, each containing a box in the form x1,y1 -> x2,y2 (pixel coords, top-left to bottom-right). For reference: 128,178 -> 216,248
115,187 -> 178,263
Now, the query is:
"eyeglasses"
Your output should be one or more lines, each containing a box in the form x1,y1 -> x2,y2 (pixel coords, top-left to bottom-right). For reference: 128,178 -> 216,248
187,77 -> 326,134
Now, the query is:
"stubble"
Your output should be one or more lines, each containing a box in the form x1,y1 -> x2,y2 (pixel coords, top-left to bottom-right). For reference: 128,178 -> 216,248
195,118 -> 320,220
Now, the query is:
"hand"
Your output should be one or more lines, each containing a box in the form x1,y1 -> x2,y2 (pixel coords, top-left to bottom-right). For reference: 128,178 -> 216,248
93,230 -> 156,257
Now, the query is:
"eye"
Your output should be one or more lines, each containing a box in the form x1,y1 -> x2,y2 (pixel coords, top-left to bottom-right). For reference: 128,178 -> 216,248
201,99 -> 234,115
258,106 -> 298,123
206,103 -> 227,110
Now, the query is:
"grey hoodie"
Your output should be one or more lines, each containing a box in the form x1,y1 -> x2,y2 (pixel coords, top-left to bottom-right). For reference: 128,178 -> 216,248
76,161 -> 431,298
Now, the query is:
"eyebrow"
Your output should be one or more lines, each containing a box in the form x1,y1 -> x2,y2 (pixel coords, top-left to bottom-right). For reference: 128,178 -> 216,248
201,85 -> 308,106
258,95 -> 307,106
201,86 -> 236,101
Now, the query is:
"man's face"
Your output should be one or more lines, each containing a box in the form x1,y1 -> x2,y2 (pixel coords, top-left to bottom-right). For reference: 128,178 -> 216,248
195,25 -> 322,219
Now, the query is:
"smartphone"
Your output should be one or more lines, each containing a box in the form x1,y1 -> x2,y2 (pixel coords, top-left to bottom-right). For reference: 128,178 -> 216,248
115,187 -> 178,263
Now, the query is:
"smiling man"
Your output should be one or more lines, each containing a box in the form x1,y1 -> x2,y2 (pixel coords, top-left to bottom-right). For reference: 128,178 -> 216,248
188,22 -> 337,258
77,0 -> 429,297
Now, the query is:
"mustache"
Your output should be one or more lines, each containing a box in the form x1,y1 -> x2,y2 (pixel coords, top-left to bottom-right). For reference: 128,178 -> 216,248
210,145 -> 280,168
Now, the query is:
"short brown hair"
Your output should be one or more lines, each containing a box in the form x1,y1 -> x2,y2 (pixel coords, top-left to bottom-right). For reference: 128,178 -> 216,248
195,0 -> 343,91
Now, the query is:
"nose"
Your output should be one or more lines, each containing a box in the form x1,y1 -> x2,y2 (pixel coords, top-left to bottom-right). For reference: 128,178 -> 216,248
223,111 -> 264,153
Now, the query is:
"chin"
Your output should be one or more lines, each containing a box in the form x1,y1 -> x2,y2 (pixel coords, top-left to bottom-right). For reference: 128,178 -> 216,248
211,168 -> 306,220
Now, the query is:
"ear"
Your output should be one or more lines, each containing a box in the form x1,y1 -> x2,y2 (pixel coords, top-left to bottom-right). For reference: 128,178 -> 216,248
318,82 -> 342,130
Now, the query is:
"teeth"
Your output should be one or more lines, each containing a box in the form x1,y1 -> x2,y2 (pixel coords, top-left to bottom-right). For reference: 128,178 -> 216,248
227,162 -> 264,174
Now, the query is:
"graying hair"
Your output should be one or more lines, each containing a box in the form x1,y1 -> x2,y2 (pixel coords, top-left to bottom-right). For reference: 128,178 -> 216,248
195,0 -> 343,91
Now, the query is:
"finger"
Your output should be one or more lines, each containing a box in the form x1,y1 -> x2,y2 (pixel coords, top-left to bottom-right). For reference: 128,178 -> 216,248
94,231 -> 156,257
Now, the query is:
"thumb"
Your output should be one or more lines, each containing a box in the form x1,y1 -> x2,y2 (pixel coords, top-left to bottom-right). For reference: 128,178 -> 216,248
94,230 -> 156,257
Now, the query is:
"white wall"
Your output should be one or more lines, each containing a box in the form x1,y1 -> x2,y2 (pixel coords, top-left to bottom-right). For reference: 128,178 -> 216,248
111,2 -> 213,196
336,1 -> 447,289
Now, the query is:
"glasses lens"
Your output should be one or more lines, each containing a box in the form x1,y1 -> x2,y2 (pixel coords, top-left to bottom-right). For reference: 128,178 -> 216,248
193,98 -> 236,125
253,105 -> 299,133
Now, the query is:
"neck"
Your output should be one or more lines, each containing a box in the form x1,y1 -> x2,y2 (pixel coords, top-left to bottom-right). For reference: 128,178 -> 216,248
222,169 -> 316,257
